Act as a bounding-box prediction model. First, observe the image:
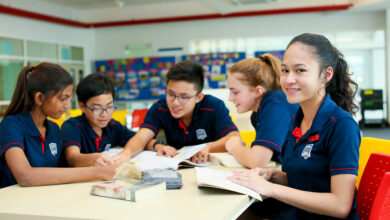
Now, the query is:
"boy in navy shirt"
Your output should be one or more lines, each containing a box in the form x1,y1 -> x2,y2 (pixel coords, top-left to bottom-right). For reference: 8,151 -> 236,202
61,74 -> 147,167
113,61 -> 239,164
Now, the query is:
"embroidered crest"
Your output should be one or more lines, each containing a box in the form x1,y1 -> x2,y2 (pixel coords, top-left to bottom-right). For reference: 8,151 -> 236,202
196,129 -> 207,140
49,143 -> 57,156
301,144 -> 313,160
104,144 -> 111,151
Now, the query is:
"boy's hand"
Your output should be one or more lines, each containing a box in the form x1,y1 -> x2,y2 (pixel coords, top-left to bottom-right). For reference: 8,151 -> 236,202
94,153 -> 115,167
112,149 -> 132,164
191,145 -> 210,163
156,144 -> 177,157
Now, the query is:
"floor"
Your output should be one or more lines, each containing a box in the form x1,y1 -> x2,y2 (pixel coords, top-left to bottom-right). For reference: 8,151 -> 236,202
361,128 -> 390,140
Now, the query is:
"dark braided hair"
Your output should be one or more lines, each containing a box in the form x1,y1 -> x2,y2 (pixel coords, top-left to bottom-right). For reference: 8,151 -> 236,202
287,33 -> 359,114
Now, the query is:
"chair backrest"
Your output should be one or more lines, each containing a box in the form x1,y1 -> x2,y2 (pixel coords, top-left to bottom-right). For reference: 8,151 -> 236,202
48,113 -> 67,128
369,172 -> 390,220
357,137 -> 390,188
239,130 -> 256,147
112,109 -> 128,126
131,108 -> 148,129
69,109 -> 82,118
357,152 -> 390,220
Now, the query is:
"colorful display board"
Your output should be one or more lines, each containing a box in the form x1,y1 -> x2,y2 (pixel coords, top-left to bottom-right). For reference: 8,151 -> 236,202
254,50 -> 285,61
182,52 -> 246,89
95,57 -> 175,101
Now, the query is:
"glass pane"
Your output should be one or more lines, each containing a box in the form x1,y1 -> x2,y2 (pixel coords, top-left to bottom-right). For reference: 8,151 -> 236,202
71,46 -> 83,61
0,60 -> 23,100
27,40 -> 58,59
61,46 -> 71,60
0,37 -> 23,56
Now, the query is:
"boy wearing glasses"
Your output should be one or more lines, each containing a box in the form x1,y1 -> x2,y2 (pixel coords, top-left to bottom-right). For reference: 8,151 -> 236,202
113,61 -> 239,164
61,74 -> 137,167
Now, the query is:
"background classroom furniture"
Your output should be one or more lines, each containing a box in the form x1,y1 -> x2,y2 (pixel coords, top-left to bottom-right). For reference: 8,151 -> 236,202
368,172 -> 390,220
356,152 -> 390,220
357,137 -> 390,188
360,89 -> 386,128
0,168 -> 255,220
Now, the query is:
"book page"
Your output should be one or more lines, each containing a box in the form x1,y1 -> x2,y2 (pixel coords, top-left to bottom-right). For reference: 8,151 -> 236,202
195,167 -> 262,201
130,151 -> 179,171
209,153 -> 244,168
174,143 -> 208,160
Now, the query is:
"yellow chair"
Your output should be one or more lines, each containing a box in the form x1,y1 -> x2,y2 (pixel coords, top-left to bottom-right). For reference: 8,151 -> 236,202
356,137 -> 390,188
112,109 -> 128,126
239,130 -> 256,147
69,109 -> 82,118
48,113 -> 67,128
229,113 -> 236,124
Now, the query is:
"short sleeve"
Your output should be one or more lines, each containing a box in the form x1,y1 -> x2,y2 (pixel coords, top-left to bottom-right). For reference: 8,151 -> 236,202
140,102 -> 163,135
61,120 -> 82,151
0,116 -> 25,157
213,100 -> 238,138
251,100 -> 292,153
328,117 -> 360,176
112,121 -> 136,147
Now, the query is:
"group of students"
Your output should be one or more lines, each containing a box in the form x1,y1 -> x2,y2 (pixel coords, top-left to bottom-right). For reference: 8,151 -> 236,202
0,33 -> 360,219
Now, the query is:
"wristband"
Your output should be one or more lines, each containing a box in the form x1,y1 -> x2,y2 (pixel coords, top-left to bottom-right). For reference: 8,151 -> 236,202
152,140 -> 162,151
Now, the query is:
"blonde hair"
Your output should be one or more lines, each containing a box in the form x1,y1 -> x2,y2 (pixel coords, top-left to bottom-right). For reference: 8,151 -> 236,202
229,53 -> 282,92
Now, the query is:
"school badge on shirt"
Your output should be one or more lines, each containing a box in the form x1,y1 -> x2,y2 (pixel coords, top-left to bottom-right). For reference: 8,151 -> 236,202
301,144 -> 313,160
104,144 -> 111,151
49,143 -> 57,156
196,129 -> 207,140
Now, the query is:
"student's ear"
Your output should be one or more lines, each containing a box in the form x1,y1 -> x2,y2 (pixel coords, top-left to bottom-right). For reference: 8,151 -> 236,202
254,85 -> 265,98
323,67 -> 334,83
33,92 -> 46,107
195,92 -> 205,103
79,101 -> 87,113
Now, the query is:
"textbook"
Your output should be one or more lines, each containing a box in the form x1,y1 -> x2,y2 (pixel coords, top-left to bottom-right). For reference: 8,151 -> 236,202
129,143 -> 215,171
195,167 -> 263,201
90,178 -> 166,202
209,152 -> 279,169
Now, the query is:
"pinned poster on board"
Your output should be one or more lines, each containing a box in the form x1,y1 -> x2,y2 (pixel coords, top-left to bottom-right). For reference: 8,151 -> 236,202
254,50 -> 285,61
95,56 -> 175,101
182,52 -> 246,89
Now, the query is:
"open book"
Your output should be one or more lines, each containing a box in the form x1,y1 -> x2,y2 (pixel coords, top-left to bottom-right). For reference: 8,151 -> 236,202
195,167 -> 262,201
209,152 -> 279,169
104,143 -> 215,171
90,178 -> 166,202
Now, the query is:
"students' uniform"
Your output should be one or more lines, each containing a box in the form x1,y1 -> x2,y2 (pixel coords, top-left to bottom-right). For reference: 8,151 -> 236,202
280,94 -> 360,219
0,111 -> 61,188
250,90 -> 298,162
140,95 -> 238,148
61,114 -> 135,155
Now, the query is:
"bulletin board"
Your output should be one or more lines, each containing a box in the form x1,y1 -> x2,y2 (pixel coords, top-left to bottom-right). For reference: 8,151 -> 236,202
95,56 -> 176,101
182,52 -> 246,89
254,50 -> 285,61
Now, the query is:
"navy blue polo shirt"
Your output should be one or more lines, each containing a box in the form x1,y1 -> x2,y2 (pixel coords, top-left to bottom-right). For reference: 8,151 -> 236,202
140,95 -> 238,149
250,90 -> 298,162
0,111 -> 61,188
281,94 -> 360,219
61,114 -> 135,155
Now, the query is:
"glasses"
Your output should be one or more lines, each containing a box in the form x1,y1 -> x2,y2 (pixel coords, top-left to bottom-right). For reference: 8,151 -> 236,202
85,103 -> 118,116
166,91 -> 198,105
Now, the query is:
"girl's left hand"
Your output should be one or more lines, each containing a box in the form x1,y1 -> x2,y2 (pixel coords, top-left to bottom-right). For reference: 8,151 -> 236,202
227,169 -> 274,197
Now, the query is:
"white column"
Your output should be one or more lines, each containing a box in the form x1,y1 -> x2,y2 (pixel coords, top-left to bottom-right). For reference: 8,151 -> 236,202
386,9 -> 390,125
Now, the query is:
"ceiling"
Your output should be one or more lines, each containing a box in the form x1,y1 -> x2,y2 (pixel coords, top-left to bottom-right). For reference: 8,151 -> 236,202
0,0 -> 388,28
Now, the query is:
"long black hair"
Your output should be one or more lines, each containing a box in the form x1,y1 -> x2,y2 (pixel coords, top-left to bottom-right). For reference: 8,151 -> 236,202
287,33 -> 359,114
4,62 -> 73,117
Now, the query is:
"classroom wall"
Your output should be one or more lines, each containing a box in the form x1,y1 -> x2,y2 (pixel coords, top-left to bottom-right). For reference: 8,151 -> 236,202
94,11 -> 385,59
386,9 -> 390,124
0,13 -> 95,75
94,10 -> 389,124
